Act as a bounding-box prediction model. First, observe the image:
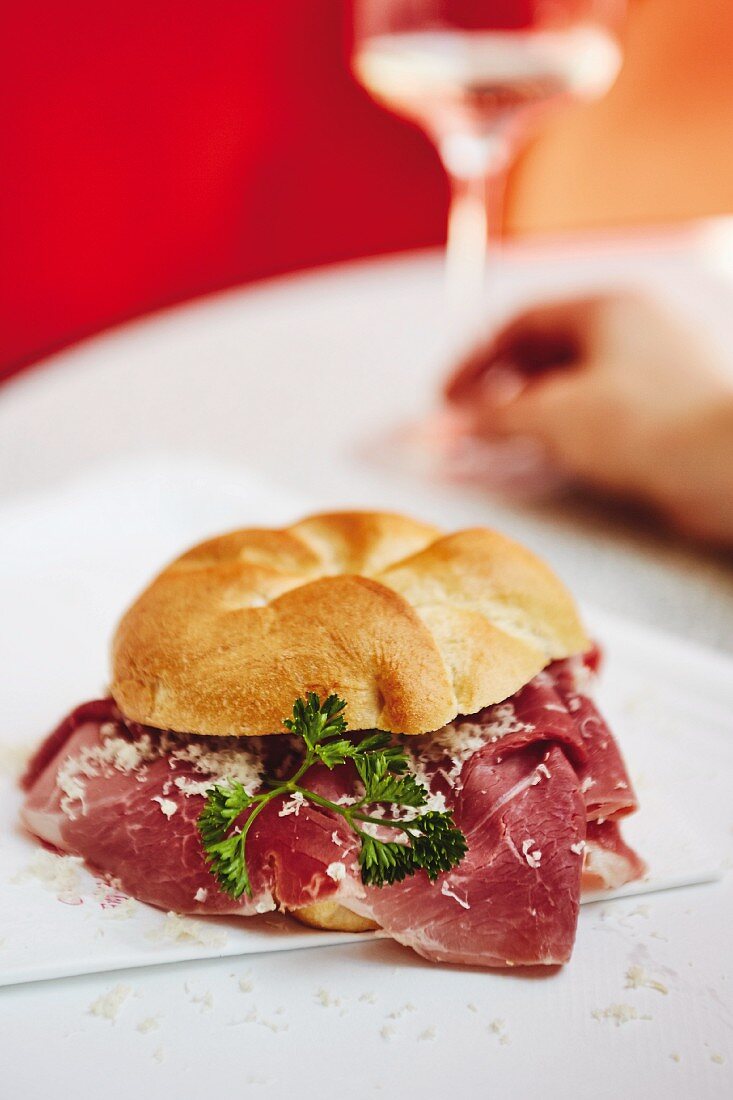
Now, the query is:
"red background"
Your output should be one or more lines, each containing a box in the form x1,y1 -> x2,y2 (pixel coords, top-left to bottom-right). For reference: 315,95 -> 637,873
3,0 -> 732,382
1,1 -> 448,379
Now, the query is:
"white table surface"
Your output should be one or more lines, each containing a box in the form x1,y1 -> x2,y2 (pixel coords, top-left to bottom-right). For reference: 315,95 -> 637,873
1,232 -> 732,1098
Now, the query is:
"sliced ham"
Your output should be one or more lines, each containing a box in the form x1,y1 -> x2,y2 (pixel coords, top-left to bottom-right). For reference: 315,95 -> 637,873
20,656 -> 643,967
548,654 -> 638,820
21,708 -> 361,917
351,743 -> 586,967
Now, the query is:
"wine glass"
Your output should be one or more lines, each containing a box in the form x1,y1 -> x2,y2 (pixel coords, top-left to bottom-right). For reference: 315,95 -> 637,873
352,1 -> 626,340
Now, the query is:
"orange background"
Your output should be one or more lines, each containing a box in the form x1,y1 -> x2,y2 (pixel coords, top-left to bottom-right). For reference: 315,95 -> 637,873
509,0 -> 733,232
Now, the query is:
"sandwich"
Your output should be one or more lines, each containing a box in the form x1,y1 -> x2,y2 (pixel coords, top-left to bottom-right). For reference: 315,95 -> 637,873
21,511 -> 644,967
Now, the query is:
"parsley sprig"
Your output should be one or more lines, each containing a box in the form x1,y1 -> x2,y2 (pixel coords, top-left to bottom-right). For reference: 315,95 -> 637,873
198,693 -> 467,899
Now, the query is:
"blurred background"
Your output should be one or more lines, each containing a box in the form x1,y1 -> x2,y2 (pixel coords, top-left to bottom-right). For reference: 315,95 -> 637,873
2,0 -> 733,379
1,0 -> 732,652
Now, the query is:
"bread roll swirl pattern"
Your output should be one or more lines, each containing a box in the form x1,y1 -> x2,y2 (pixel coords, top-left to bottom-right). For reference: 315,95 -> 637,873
111,512 -> 588,737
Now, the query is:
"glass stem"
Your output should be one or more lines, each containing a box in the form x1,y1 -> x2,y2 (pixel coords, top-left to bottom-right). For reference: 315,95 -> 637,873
445,171 -> 489,336
440,132 -> 509,349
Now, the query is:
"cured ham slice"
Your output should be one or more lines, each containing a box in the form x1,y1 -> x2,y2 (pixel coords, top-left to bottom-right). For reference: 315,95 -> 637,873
352,743 -> 587,966
548,654 -> 638,821
21,707 -> 362,917
21,656 -> 644,967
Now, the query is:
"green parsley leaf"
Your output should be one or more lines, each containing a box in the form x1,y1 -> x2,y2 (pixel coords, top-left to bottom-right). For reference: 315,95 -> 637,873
406,811 -> 469,881
283,692 -> 347,751
354,752 -> 427,808
201,832 -> 250,899
198,781 -> 254,845
311,738 -> 357,769
358,834 -> 415,886
197,782 -> 257,899
198,693 -> 468,898
353,734 -> 409,773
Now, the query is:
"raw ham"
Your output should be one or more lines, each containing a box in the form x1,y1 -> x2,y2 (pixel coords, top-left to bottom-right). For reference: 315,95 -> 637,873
352,743 -> 587,966
21,708 -> 362,917
20,656 -> 644,967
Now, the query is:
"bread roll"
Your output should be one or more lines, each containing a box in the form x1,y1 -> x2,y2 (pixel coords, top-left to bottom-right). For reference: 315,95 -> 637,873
291,900 -> 379,933
111,511 -> 588,737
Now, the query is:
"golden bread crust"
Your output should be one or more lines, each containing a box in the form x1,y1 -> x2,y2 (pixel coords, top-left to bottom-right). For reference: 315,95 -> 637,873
111,511 -> 589,736
291,900 -> 379,933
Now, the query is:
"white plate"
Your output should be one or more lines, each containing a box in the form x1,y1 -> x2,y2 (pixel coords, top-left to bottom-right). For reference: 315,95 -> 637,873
0,458 -> 728,994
